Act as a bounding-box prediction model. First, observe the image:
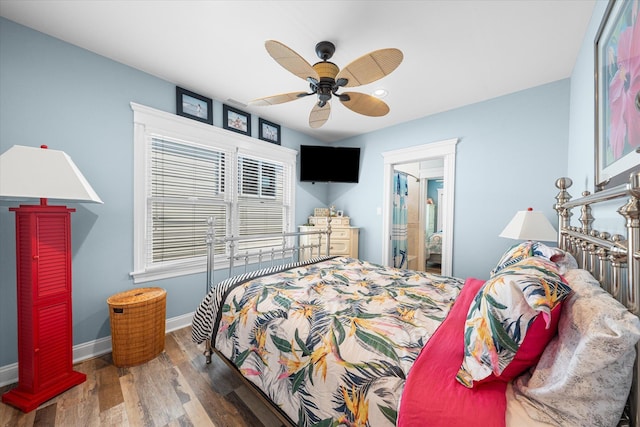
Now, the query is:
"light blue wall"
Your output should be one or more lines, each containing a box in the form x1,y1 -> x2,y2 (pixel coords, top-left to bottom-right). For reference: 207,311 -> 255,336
0,17 -> 173,367
568,0 -> 607,191
566,1 -> 627,232
0,0 -> 606,368
0,18 -> 326,367
426,180 -> 443,205
331,79 -> 570,278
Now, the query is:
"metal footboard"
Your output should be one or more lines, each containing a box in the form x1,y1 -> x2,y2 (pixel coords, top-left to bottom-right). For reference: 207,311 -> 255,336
202,216 -> 333,364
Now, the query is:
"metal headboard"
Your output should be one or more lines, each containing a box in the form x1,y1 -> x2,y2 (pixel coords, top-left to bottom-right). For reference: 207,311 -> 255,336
554,171 -> 640,427
205,217 -> 333,293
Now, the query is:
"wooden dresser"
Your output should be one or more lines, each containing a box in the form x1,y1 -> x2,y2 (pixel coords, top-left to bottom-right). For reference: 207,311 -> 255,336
299,216 -> 359,260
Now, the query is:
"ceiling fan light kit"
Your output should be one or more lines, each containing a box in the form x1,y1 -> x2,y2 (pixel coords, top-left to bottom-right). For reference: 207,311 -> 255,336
250,40 -> 403,129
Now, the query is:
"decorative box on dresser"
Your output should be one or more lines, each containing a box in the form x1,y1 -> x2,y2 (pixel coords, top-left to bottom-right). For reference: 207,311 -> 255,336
299,216 -> 359,261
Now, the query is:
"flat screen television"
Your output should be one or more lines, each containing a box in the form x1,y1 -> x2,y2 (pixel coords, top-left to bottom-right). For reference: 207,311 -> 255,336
300,145 -> 360,183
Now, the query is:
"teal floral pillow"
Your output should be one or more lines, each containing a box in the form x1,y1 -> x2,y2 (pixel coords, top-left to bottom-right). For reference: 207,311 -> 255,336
457,257 -> 572,388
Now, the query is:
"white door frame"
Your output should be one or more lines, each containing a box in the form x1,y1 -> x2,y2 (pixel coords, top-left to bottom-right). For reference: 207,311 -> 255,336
436,188 -> 445,231
381,138 -> 458,276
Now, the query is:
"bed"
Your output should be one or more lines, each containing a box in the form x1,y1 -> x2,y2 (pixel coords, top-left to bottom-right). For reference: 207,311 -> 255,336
425,231 -> 442,266
192,172 -> 640,427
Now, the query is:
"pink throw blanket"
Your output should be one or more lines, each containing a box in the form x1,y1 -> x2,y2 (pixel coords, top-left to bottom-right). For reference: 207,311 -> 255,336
397,278 -> 507,427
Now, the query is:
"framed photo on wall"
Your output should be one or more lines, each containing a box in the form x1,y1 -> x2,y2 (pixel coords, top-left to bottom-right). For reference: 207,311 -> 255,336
594,0 -> 640,191
176,87 -> 213,125
223,104 -> 251,136
258,118 -> 281,145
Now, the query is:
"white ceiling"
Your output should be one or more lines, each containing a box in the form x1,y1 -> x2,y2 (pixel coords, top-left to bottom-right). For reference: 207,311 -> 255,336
0,0 -> 597,143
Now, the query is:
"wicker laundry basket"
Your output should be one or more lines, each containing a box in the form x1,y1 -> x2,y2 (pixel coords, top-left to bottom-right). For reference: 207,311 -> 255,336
107,287 -> 166,367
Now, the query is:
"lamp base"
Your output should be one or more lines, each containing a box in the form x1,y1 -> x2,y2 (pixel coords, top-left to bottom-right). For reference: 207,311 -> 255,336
2,370 -> 86,412
4,203 -> 85,413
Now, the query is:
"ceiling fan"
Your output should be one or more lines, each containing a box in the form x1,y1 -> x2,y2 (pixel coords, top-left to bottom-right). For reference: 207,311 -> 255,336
249,40 -> 403,129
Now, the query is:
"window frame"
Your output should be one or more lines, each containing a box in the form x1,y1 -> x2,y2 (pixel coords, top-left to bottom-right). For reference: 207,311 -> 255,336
130,103 -> 297,283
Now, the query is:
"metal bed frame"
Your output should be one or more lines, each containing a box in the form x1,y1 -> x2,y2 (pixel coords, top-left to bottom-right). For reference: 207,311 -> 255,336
204,216 -> 333,294
198,171 -> 640,426
554,171 -> 639,427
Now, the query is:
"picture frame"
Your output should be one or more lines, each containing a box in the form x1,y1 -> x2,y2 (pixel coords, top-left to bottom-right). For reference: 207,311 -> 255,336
176,87 -> 213,125
594,0 -> 640,191
258,118 -> 281,145
223,104 -> 251,136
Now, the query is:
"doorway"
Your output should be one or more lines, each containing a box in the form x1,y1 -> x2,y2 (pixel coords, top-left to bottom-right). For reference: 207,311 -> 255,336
392,164 -> 443,273
391,165 -> 420,270
424,175 -> 445,274
381,138 -> 458,276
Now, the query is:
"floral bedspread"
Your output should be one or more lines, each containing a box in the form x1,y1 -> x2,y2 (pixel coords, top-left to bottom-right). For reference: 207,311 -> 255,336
192,256 -> 464,426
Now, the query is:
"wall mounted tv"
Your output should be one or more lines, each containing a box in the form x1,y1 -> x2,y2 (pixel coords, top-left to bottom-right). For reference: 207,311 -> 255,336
300,145 -> 361,183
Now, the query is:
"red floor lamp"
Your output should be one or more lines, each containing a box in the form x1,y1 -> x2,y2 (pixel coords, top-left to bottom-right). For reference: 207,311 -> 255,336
0,145 -> 102,412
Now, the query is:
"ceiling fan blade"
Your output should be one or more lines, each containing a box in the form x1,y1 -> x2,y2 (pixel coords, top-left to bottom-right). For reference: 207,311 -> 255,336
309,102 -> 331,129
340,92 -> 389,117
249,91 -> 309,106
336,48 -> 403,87
265,40 -> 319,82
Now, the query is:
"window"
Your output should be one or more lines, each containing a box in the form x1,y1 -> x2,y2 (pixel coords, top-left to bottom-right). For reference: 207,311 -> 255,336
237,155 -> 287,251
131,103 -> 296,283
149,137 -> 226,264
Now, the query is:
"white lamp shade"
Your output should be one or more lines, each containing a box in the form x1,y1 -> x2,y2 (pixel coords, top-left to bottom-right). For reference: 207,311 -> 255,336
0,145 -> 103,203
499,209 -> 557,242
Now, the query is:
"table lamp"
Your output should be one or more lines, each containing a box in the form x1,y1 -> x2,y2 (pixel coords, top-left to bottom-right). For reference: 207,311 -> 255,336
499,207 -> 557,242
0,145 -> 102,412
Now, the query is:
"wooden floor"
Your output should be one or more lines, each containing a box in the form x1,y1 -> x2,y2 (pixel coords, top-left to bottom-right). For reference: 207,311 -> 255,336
0,327 -> 285,427
426,265 -> 441,275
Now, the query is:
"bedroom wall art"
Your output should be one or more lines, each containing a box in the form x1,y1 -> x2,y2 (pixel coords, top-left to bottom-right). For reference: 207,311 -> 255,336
258,118 -> 281,145
594,0 -> 640,190
223,104 -> 251,136
176,86 -> 213,125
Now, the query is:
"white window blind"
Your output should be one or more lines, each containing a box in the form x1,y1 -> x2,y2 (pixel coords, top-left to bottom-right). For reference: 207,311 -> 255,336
237,155 -> 289,251
148,137 -> 227,265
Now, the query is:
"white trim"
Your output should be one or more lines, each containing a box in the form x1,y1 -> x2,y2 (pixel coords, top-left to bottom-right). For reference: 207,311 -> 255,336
165,312 -> 194,332
436,188 -> 445,232
417,178 -> 427,270
382,138 -> 458,276
0,363 -> 19,389
130,258 -> 206,283
0,312 -> 194,387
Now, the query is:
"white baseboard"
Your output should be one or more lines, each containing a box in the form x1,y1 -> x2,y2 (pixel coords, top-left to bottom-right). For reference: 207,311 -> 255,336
0,312 -> 194,388
165,312 -> 194,333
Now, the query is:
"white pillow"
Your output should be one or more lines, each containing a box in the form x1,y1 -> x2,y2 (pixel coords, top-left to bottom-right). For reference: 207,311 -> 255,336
512,269 -> 640,426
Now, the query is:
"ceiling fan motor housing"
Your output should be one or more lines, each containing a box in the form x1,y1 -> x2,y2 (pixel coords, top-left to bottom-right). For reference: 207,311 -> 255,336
315,41 -> 336,61
313,61 -> 341,104
313,62 -> 339,80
